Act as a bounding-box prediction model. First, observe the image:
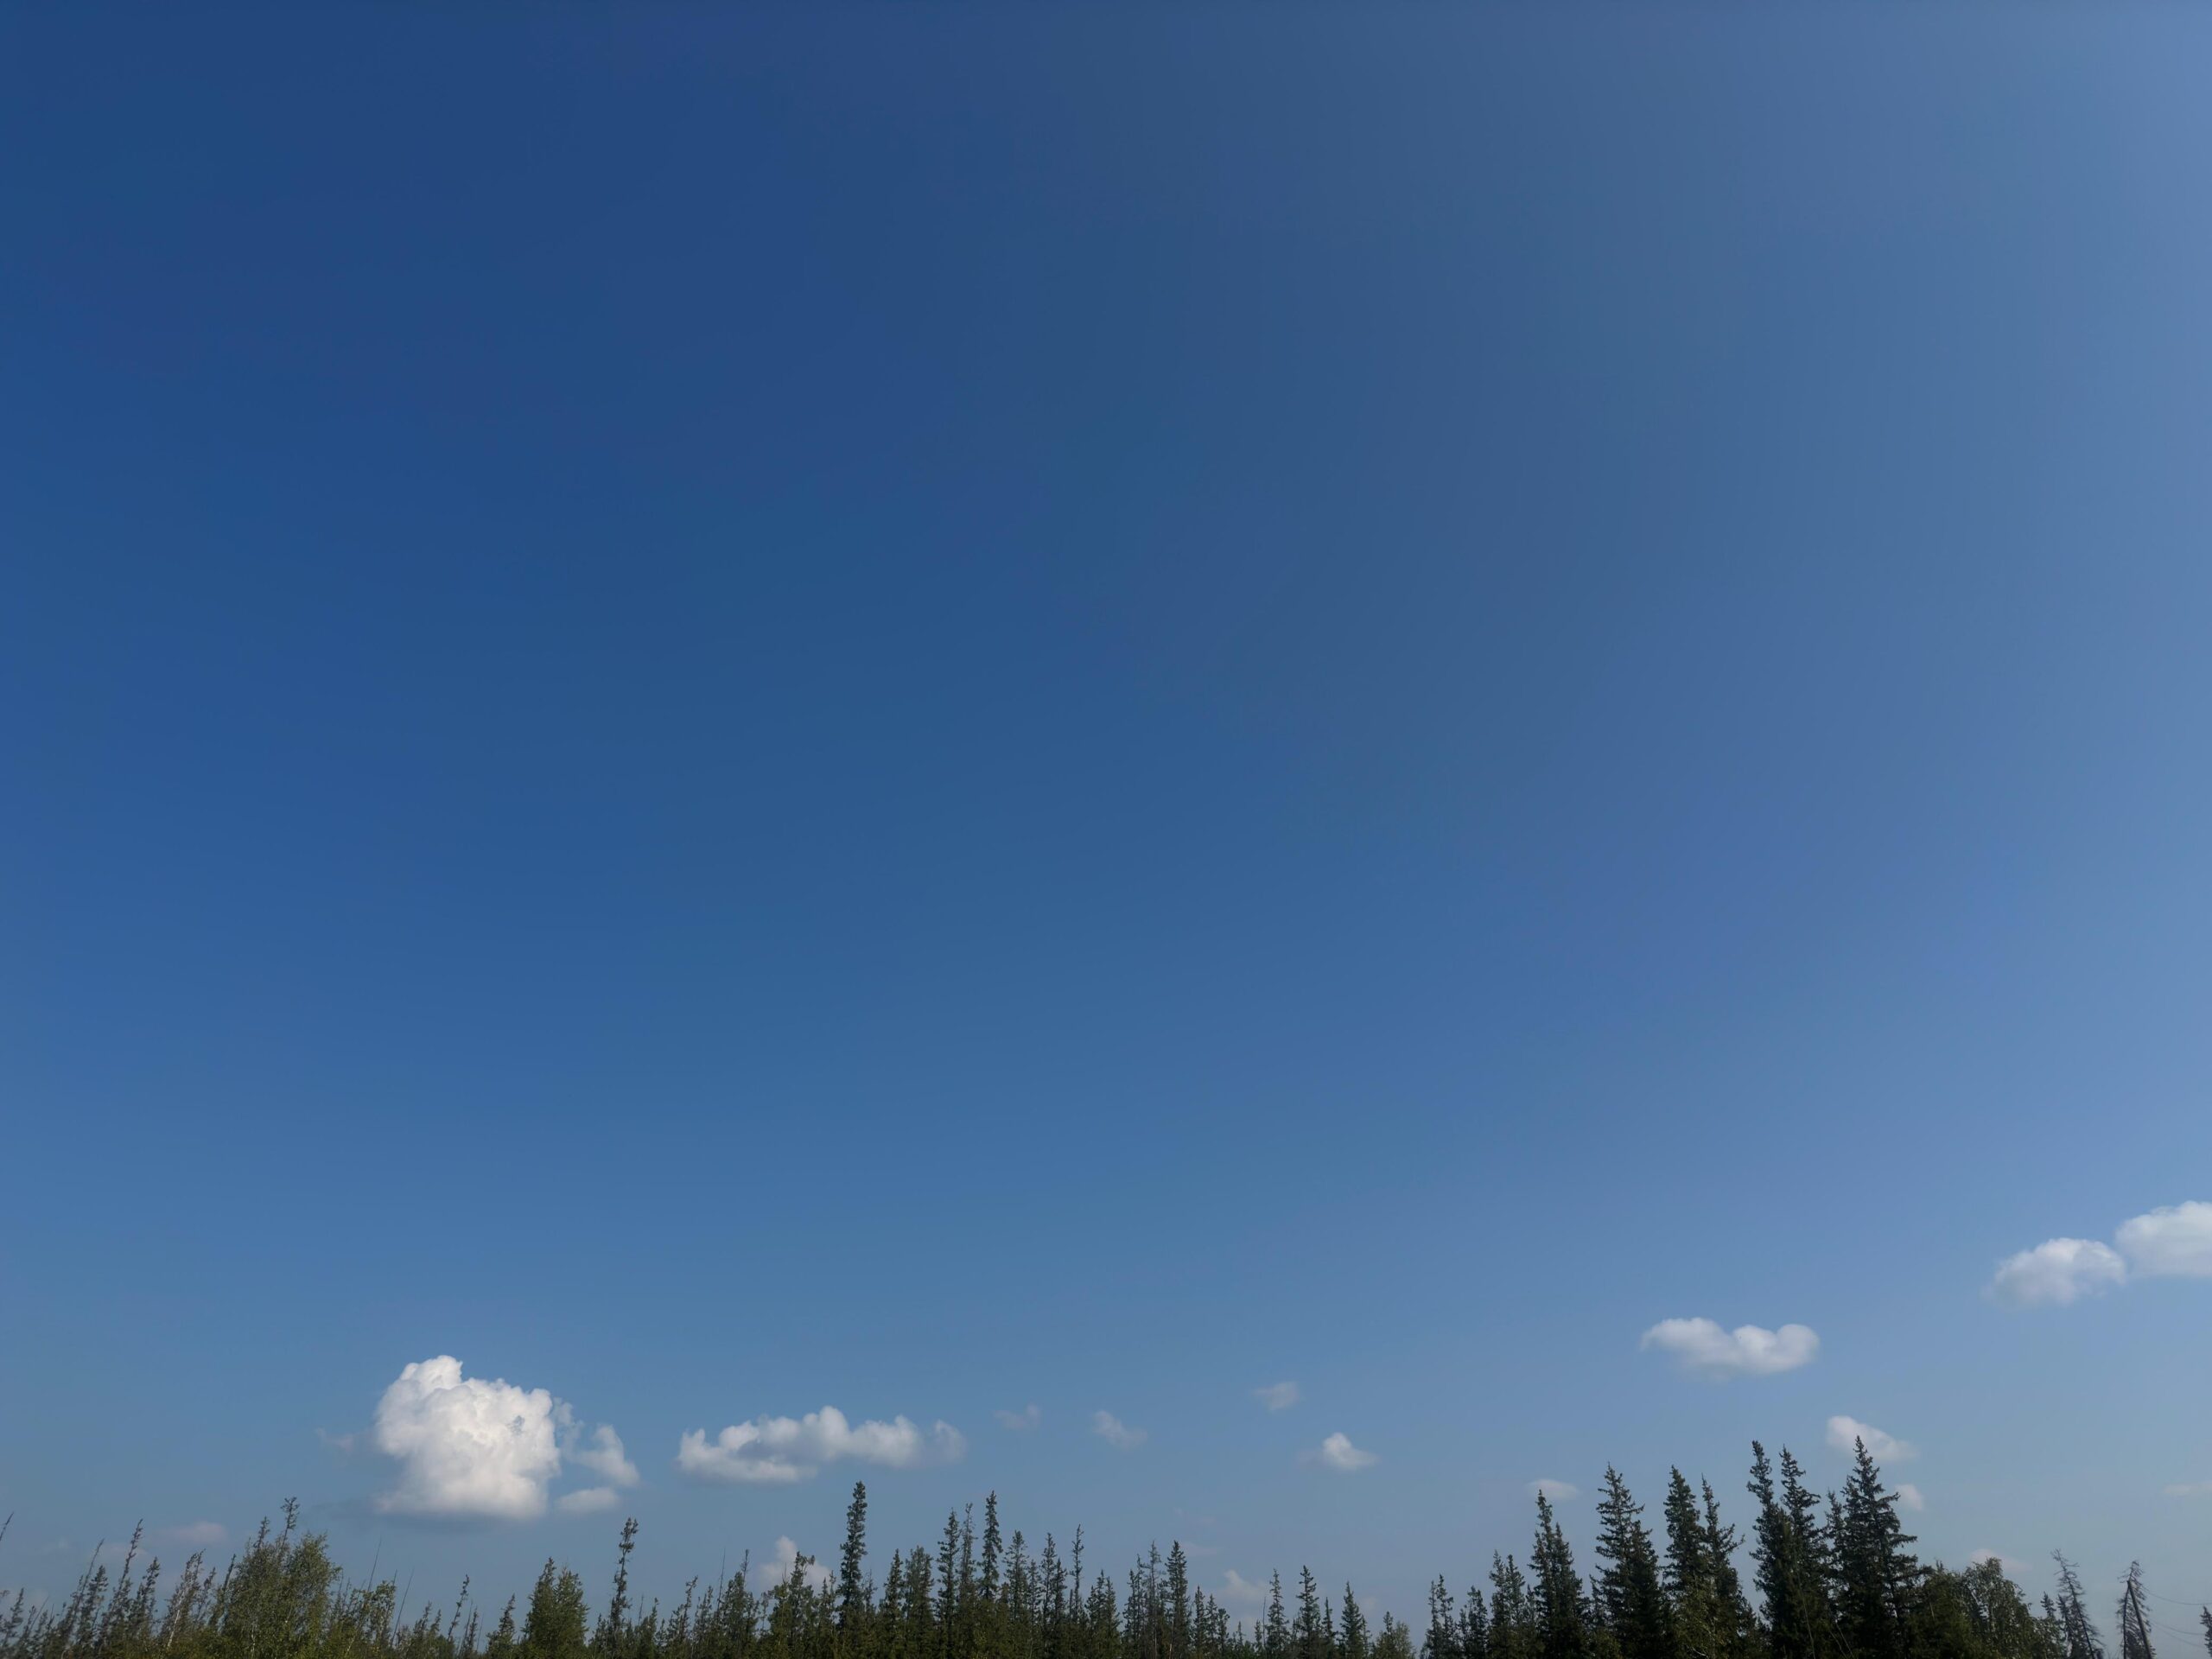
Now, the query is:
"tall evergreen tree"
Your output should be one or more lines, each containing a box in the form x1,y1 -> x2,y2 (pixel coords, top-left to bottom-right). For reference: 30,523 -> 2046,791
1831,1439 -> 1918,1659
1425,1581 -> 1460,1659
839,1486 -> 871,1637
1529,1494 -> 1590,1659
2117,1567 -> 2154,1659
1591,1470 -> 1669,1659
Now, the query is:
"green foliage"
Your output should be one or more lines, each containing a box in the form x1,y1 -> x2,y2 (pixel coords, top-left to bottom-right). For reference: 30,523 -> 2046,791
0,1444 -> 2105,1659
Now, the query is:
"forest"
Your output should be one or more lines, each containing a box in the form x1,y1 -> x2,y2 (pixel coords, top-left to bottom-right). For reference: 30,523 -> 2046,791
3,1439 -> 2198,1659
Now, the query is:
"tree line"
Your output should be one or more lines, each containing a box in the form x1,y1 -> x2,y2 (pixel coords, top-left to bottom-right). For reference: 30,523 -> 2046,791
3,1439 -> 2198,1659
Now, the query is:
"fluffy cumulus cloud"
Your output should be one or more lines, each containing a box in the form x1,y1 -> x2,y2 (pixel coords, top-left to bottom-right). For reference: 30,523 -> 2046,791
1894,1484 -> 1926,1512
678,1407 -> 965,1484
1529,1479 -> 1580,1502
1827,1415 -> 1917,1464
1306,1433 -> 1376,1472
569,1424 -> 640,1488
1640,1319 -> 1819,1379
373,1357 -> 571,1520
2113,1202 -> 2212,1278
1091,1411 -> 1147,1451
995,1405 -> 1043,1433
751,1538 -> 834,1594
1990,1199 -> 2212,1307
1986,1238 -> 2127,1307
1254,1381 -> 1301,1412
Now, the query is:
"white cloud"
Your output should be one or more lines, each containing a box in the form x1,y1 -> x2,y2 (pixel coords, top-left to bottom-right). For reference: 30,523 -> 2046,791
677,1407 -> 965,1484
1827,1415 -> 1918,1464
1254,1382 -> 1301,1412
1219,1571 -> 1270,1609
1895,1484 -> 1926,1512
372,1356 -> 570,1521
556,1486 -> 621,1516
1091,1411 -> 1147,1451
155,1522 -> 228,1550
1640,1319 -> 1819,1379
750,1538 -> 834,1594
1529,1479 -> 1580,1503
2163,1481 -> 2212,1497
1986,1238 -> 2127,1307
1304,1433 -> 1376,1472
2115,1202 -> 2212,1279
569,1424 -> 640,1488
995,1405 -> 1042,1432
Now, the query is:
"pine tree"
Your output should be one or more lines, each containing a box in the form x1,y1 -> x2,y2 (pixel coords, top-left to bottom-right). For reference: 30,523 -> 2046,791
2117,1566 -> 2154,1659
1831,1439 -> 1918,1659
840,1485 -> 872,1637
1425,1580 -> 1460,1659
1591,1470 -> 1669,1659
1491,1556 -> 1536,1659
1342,1586 -> 1370,1659
1749,1444 -> 1837,1659
1529,1494 -> 1590,1659
2052,1556 -> 2104,1659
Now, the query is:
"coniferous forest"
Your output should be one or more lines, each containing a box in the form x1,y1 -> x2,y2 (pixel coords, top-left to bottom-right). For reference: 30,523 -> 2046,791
4,1440 -> 2198,1659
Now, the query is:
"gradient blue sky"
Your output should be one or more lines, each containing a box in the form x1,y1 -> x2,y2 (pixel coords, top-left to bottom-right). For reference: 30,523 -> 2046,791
5,3 -> 2212,1641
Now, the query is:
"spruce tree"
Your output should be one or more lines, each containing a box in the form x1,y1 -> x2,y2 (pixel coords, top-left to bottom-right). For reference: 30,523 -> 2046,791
839,1485 -> 871,1637
1426,1580 -> 1460,1659
2117,1566 -> 2154,1659
1591,1470 -> 1669,1659
1529,1493 -> 1590,1659
1831,1439 -> 1918,1659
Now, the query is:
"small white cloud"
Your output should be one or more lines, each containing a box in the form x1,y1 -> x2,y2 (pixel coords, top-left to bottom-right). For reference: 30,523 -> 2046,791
678,1408 -> 965,1484
1827,1415 -> 1918,1464
1254,1382 -> 1300,1412
2163,1481 -> 2212,1497
2115,1202 -> 2212,1279
750,1538 -> 833,1594
155,1522 -> 228,1550
1219,1571 -> 1270,1609
1092,1410 -> 1147,1451
995,1404 -> 1043,1432
371,1355 -> 581,1521
1305,1433 -> 1376,1472
1895,1484 -> 1926,1512
1529,1478 -> 1580,1503
1987,1238 -> 2127,1307
1640,1319 -> 1819,1379
556,1486 -> 621,1516
569,1424 -> 640,1488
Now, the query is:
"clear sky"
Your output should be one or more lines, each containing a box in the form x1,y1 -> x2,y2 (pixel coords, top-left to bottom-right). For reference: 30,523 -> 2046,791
5,3 -> 2212,1643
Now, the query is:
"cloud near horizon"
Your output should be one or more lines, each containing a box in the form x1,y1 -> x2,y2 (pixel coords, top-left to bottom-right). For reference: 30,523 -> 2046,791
1827,1415 -> 1917,1464
368,1356 -> 632,1522
1640,1319 -> 1819,1379
1989,1201 -> 2212,1306
678,1407 -> 965,1484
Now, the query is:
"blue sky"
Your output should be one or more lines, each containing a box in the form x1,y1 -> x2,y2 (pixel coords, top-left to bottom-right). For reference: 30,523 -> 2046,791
6,3 -> 2212,1639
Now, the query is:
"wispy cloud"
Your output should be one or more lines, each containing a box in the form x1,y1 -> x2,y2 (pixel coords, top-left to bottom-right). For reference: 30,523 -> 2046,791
1529,1479 -> 1580,1502
154,1522 -> 228,1551
1827,1415 -> 1917,1464
1253,1382 -> 1300,1412
995,1405 -> 1043,1433
1219,1572 -> 1270,1609
1091,1411 -> 1147,1451
1895,1484 -> 1926,1512
1640,1319 -> 1819,1379
556,1487 -> 621,1516
1305,1433 -> 1376,1472
678,1408 -> 965,1484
